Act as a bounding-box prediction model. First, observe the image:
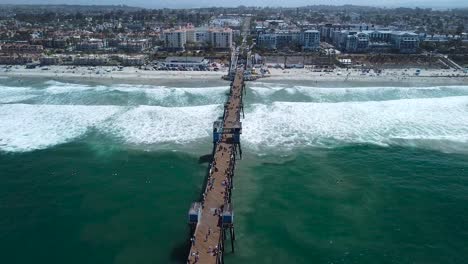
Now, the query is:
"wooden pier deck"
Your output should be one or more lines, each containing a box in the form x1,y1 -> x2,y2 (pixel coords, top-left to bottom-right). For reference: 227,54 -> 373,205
187,69 -> 244,264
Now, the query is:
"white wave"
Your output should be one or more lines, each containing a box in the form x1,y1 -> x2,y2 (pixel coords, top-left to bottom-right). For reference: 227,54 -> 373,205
0,81 -> 229,106
44,84 -> 97,94
0,104 -> 121,152
38,82 -> 229,105
141,86 -> 228,102
294,85 -> 468,97
250,85 -> 297,96
243,96 -> 468,150
0,86 -> 39,103
43,81 -> 228,95
0,103 -> 221,152
101,104 -> 221,144
2,81 -> 468,153
0,95 -> 39,103
250,86 -> 283,97
250,85 -> 468,102
42,80 -> 97,94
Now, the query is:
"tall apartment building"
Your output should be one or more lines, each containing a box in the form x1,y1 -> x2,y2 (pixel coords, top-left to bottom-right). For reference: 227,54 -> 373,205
257,33 -> 277,49
209,28 -> 233,49
302,30 -> 320,51
163,29 -> 187,50
163,27 -> 232,50
256,30 -> 320,51
390,32 -> 419,53
332,30 -> 419,53
333,30 -> 371,52
275,30 -> 301,50
186,28 -> 210,43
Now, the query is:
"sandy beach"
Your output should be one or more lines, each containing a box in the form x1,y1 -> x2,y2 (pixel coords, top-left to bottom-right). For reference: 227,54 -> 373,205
265,67 -> 468,84
0,65 -> 467,84
0,65 -> 226,82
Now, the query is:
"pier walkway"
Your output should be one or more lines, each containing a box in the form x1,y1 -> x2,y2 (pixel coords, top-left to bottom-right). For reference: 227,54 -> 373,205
187,68 -> 245,264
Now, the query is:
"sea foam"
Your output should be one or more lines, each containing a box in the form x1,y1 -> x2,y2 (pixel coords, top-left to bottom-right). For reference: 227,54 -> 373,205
0,86 -> 39,103
0,103 -> 221,152
7,81 -> 229,106
101,104 -> 221,145
1,81 -> 468,153
0,104 -> 121,152
249,85 -> 468,103
243,96 -> 468,151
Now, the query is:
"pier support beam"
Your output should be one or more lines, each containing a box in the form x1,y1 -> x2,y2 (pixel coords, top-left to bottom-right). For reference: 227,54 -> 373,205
241,103 -> 245,119
238,143 -> 242,160
230,226 -> 235,252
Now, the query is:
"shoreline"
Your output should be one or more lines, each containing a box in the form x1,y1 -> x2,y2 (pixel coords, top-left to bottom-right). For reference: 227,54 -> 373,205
0,65 -> 467,85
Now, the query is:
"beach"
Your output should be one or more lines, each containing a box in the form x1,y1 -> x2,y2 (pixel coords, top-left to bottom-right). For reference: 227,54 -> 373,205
1,65 -> 467,85
266,67 -> 468,84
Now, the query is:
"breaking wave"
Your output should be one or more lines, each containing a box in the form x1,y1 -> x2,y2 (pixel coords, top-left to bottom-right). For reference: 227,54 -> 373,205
243,96 -> 468,152
0,104 -> 121,152
1,80 -> 467,153
0,81 -> 229,106
249,84 -> 468,103
0,103 -> 222,152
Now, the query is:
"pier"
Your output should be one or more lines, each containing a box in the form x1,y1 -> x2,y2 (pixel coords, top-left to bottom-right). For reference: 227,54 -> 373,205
187,59 -> 246,263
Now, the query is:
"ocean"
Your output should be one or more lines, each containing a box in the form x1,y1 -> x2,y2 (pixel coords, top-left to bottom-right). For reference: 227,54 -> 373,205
0,76 -> 467,263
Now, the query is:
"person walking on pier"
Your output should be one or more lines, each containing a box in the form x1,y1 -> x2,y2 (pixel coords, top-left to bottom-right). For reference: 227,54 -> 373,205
189,251 -> 199,264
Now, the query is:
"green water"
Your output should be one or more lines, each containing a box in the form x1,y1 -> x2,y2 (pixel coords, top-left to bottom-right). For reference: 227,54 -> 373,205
231,147 -> 468,264
0,142 -> 203,263
1,77 -> 468,263
1,143 -> 467,263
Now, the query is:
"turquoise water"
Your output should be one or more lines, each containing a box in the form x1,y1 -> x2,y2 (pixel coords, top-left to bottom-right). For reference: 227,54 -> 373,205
231,148 -> 468,264
0,77 -> 467,263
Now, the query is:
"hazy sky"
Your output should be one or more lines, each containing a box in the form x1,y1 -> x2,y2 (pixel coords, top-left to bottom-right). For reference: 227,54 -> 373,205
1,0 -> 467,9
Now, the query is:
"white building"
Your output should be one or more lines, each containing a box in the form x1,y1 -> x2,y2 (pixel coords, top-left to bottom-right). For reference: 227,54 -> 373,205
390,32 -> 419,53
209,28 -> 233,49
163,29 -> 187,50
302,30 -> 320,50
332,30 -> 419,53
332,30 -> 370,52
118,55 -> 146,66
164,27 -> 232,50
186,28 -> 210,44
163,56 -> 209,68
257,33 -> 277,49
257,30 -> 320,51
211,17 -> 241,28
118,39 -> 150,52
75,38 -> 106,51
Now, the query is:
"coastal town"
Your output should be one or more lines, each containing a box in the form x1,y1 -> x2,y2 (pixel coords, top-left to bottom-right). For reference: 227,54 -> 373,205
1,3 -> 468,264
0,4 -> 467,80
